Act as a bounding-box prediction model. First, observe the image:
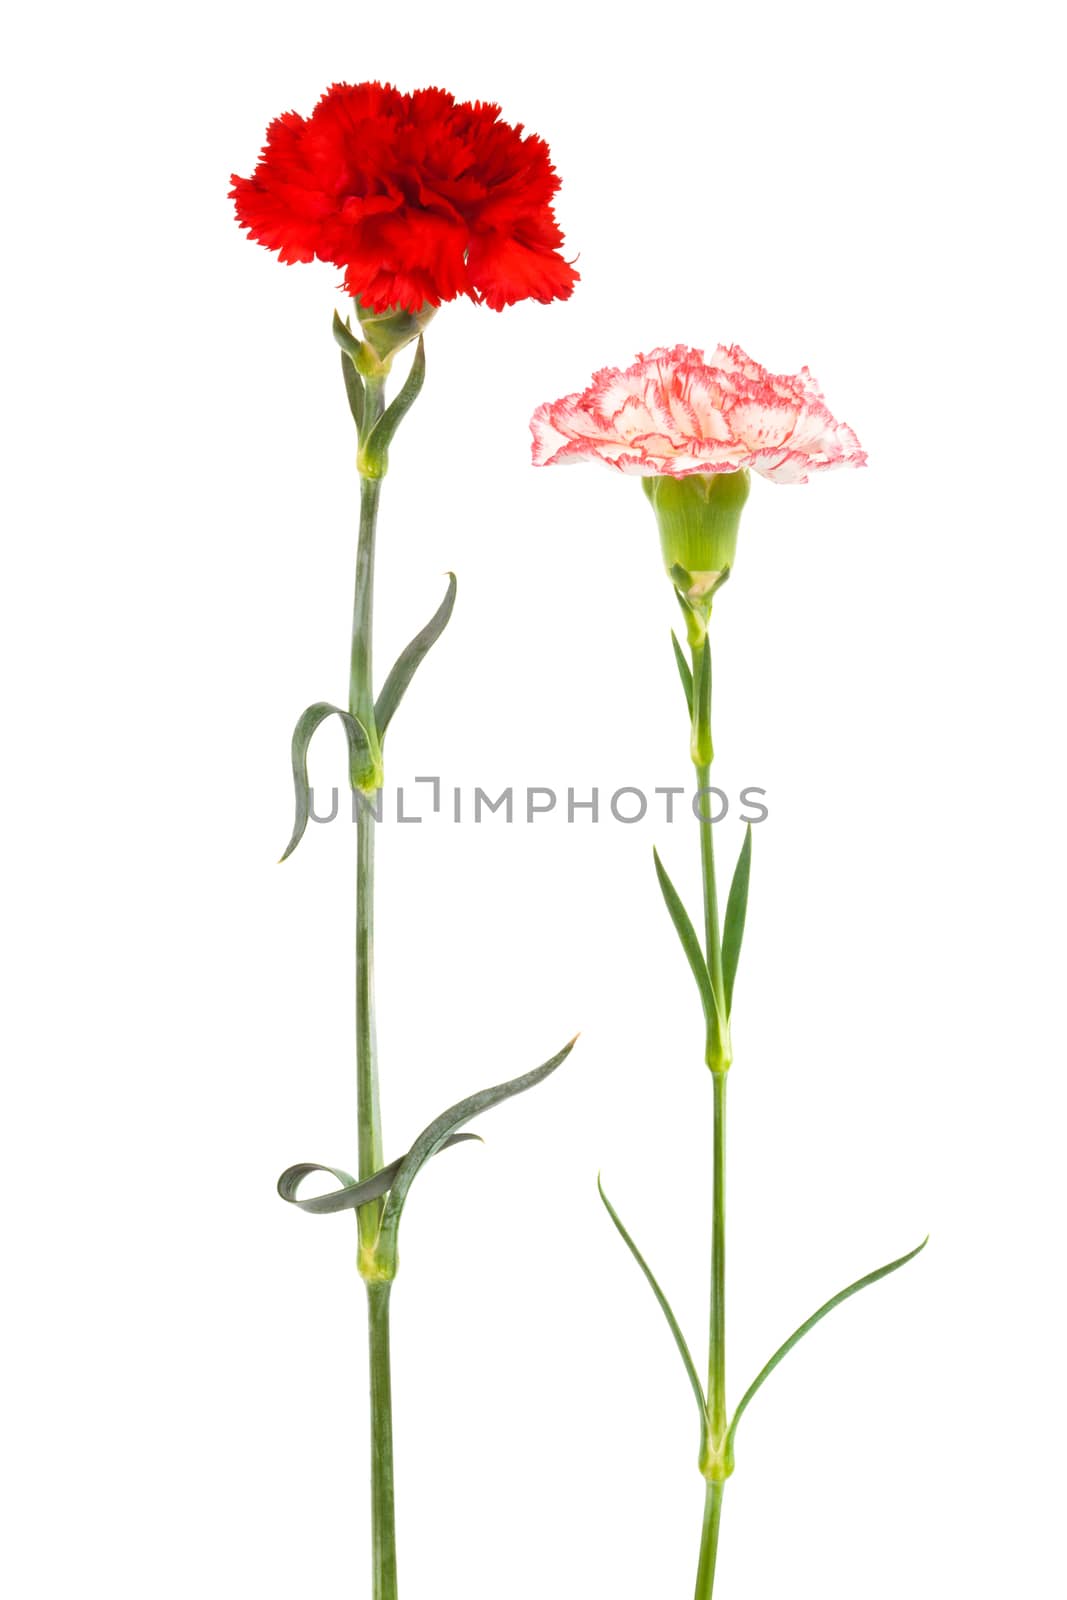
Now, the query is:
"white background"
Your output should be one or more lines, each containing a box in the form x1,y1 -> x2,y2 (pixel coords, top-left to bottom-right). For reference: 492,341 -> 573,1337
4,1 -> 1065,1595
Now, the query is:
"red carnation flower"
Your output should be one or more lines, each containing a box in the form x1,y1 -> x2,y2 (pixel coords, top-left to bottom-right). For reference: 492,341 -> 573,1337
230,81 -> 579,314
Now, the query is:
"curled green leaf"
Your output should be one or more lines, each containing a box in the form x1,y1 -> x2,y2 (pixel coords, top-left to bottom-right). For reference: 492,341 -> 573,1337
374,1036 -> 577,1270
277,1135 -> 481,1216
281,701 -> 372,862
375,573 -> 457,742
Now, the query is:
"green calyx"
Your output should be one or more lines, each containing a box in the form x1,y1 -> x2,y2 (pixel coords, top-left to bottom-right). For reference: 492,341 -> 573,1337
355,298 -> 437,371
333,304 -> 429,484
643,470 -> 750,628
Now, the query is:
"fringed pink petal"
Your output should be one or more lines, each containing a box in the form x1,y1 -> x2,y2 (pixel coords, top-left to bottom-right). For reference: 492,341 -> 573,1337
530,344 -> 865,488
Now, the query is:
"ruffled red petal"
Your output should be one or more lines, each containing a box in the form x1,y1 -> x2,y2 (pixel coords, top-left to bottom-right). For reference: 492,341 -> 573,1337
467,230 -> 578,310
231,81 -> 577,312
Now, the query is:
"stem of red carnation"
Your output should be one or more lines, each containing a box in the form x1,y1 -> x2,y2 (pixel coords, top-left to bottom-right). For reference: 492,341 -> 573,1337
352,376 -> 387,1257
348,370 -> 399,1599
349,379 -> 386,798
366,1279 -> 397,1600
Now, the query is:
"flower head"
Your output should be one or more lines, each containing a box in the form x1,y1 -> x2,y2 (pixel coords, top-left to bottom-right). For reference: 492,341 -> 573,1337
231,81 -> 578,313
533,345 -> 865,625
530,344 -> 865,484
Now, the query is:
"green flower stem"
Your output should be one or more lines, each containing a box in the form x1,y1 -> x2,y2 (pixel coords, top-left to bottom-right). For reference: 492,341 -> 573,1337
367,1281 -> 397,1600
352,371 -> 387,1254
693,1481 -> 725,1600
695,761 -> 728,1056
693,630 -> 730,1597
351,369 -> 395,1599
350,376 -> 386,794
350,476 -> 380,738
708,1069 -> 727,1448
698,802 -> 724,1003
355,799 -> 382,1254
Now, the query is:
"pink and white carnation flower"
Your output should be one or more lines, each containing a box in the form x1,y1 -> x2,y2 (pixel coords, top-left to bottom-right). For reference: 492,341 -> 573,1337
530,344 -> 866,484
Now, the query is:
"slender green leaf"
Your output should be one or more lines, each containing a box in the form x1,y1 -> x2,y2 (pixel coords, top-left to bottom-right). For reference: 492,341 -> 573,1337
332,312 -> 365,429
277,1135 -> 480,1216
673,584 -> 701,643
360,335 -> 426,472
340,349 -> 364,431
721,824 -> 752,1015
693,634 -> 712,755
281,701 -> 371,862
332,309 -> 362,363
598,1176 -> 709,1437
374,573 -> 457,741
671,629 -> 694,717
652,848 -> 721,1043
694,634 -> 711,718
376,1037 -> 576,1262
725,1236 -> 929,1457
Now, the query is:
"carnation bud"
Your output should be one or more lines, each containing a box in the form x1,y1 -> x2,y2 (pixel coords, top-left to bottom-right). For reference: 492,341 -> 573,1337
355,300 -> 437,369
642,471 -> 751,626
